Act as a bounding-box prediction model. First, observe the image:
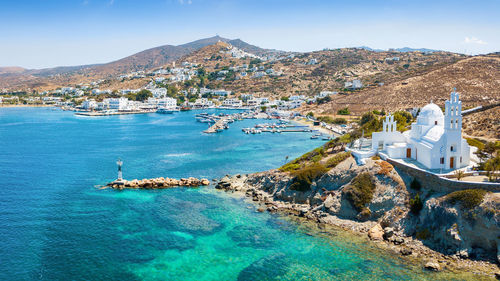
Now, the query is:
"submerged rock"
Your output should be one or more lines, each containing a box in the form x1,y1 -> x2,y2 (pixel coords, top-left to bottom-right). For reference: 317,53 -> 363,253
237,253 -> 289,281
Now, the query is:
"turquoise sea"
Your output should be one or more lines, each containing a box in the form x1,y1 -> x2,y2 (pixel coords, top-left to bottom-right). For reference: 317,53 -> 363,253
0,107 -> 477,280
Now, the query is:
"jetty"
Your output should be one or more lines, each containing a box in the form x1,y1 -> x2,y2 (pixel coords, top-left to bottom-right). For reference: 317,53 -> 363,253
104,159 -> 210,190
106,177 -> 210,190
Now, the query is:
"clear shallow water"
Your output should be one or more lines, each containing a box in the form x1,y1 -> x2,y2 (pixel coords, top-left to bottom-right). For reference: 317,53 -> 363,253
0,107 -> 477,280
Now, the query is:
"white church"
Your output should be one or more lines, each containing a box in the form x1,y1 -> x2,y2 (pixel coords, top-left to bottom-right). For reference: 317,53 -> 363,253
370,90 -> 470,170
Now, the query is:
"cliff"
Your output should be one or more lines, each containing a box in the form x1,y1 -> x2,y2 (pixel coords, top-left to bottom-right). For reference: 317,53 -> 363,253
216,155 -> 500,277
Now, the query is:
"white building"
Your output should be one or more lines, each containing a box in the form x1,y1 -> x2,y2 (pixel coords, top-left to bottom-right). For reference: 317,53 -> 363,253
222,98 -> 243,108
107,98 -> 129,111
193,98 -> 214,108
371,90 -> 470,170
344,80 -> 363,90
151,88 -> 168,98
82,99 -> 97,110
157,97 -> 177,109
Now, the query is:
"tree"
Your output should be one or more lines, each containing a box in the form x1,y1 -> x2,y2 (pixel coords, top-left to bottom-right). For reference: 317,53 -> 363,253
280,96 -> 289,101
135,89 -> 152,101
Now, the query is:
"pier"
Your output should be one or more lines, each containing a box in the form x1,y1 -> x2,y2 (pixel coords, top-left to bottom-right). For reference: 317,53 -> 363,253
106,177 -> 210,190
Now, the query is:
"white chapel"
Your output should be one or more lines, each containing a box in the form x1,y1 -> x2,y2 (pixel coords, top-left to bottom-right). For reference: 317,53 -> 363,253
371,90 -> 470,170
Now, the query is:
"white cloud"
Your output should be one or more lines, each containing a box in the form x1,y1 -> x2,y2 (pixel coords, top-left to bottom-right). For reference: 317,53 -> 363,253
178,0 -> 192,4
464,37 -> 487,45
109,0 -> 114,5
82,0 -> 89,5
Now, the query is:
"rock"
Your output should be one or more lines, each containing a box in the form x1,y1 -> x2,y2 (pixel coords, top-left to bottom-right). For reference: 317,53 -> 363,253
400,248 -> 412,256
392,236 -> 404,245
457,249 -> 469,259
257,207 -> 266,212
494,272 -> 500,280
368,224 -> 384,241
201,179 -> 210,185
424,261 -> 441,271
383,227 -> 394,240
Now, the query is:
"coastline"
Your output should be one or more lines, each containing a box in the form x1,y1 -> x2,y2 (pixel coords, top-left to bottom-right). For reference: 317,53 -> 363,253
293,117 -> 339,137
215,173 -> 500,280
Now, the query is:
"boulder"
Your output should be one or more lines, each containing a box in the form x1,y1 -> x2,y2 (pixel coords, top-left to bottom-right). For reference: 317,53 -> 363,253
424,261 -> 441,271
368,224 -> 384,241
400,247 -> 412,256
383,227 -> 394,240
201,179 -> 210,185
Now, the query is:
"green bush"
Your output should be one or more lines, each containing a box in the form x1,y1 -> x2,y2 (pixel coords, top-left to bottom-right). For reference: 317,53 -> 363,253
446,189 -> 487,209
343,172 -> 376,211
326,152 -> 351,169
289,163 -> 328,192
409,193 -> 423,215
337,107 -> 350,115
466,137 -> 485,150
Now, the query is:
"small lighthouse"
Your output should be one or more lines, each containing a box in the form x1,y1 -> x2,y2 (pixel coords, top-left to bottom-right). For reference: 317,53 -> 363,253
117,159 -> 123,181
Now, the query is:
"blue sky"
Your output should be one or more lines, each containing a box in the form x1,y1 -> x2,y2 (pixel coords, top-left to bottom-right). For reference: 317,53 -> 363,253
0,0 -> 499,69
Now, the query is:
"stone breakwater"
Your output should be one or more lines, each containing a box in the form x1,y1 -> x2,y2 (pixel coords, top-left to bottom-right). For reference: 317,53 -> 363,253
215,157 -> 500,279
107,177 -> 210,190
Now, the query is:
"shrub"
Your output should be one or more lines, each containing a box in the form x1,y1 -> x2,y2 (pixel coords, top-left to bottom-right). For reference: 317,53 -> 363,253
337,107 -> 350,115
289,163 -> 328,192
446,189 -> 487,209
415,228 -> 430,240
280,163 -> 300,172
454,170 -> 465,181
326,152 -> 351,169
343,172 -> 376,211
409,193 -> 423,215
371,155 -> 381,160
466,137 -> 485,150
377,161 -> 393,175
410,179 -> 421,190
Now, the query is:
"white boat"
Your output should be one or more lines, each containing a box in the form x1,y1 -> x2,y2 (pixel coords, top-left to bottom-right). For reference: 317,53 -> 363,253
157,107 -> 179,114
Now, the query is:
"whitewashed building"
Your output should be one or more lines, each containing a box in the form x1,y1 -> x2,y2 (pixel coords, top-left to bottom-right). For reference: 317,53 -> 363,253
107,98 -> 129,111
82,99 -> 97,110
222,98 -> 243,108
371,90 -> 470,170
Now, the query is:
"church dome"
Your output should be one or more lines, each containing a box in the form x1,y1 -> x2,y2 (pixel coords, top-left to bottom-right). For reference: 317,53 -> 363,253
419,103 -> 444,119
415,102 -> 444,127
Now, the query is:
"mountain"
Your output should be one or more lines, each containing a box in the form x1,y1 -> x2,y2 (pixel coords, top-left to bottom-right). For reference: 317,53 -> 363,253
357,46 -> 441,53
0,36 -> 279,90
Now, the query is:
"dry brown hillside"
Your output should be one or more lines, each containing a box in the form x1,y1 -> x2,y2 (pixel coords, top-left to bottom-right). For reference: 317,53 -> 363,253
303,56 -> 500,114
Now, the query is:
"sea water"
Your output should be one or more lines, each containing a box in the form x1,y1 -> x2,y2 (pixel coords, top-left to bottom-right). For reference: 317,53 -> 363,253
0,107 -> 481,280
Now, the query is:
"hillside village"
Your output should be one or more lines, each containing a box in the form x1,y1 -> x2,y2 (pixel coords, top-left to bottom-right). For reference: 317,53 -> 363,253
0,37 -> 499,140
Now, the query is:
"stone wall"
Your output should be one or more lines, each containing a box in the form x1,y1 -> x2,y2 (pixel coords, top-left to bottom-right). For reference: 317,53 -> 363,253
386,158 -> 500,193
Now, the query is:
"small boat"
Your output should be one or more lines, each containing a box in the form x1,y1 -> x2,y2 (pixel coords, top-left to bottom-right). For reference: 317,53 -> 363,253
310,135 -> 319,139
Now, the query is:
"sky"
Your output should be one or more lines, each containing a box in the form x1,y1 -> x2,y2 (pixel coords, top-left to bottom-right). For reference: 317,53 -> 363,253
0,0 -> 499,69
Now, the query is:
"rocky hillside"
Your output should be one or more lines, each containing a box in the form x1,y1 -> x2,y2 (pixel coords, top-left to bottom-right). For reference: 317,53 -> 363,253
215,153 -> 500,278
303,56 -> 500,115
0,36 -> 278,91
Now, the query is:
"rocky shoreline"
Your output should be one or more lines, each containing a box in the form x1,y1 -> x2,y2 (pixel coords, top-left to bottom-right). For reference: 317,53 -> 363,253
106,177 -> 210,190
215,167 -> 500,280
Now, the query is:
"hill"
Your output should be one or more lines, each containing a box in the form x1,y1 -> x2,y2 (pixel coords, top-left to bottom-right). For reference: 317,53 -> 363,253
303,56 -> 500,113
0,36 -> 278,91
